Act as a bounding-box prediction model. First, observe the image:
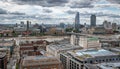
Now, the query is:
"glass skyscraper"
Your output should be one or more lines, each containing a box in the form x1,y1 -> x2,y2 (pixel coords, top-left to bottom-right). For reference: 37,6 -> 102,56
75,12 -> 80,31
90,14 -> 96,27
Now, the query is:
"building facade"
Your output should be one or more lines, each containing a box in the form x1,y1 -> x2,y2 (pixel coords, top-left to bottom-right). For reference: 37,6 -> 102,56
60,49 -> 120,69
21,56 -> 63,69
90,15 -> 96,27
0,53 -> 7,69
75,12 -> 80,31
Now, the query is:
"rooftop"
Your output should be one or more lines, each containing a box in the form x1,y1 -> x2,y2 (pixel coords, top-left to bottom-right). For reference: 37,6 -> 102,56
87,37 -> 99,41
68,49 -> 117,60
22,56 -> 61,66
98,62 -> 120,69
48,40 -> 82,51
0,40 -> 14,46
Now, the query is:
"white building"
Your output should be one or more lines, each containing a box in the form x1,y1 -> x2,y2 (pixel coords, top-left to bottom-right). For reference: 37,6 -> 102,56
70,34 -> 101,49
79,36 -> 101,49
47,40 -> 82,58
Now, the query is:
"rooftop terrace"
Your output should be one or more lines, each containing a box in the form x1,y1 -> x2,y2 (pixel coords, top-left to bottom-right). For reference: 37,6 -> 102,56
68,49 -> 117,60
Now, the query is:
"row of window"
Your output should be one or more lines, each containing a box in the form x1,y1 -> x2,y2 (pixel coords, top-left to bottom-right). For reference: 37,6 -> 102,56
84,58 -> 120,64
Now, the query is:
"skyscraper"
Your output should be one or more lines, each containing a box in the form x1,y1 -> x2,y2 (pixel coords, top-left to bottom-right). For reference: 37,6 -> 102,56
27,20 -> 30,31
90,14 -> 96,27
75,12 -> 80,31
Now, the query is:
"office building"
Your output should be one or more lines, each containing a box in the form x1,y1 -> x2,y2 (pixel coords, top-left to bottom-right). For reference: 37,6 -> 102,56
75,12 -> 80,31
79,36 -> 101,49
26,20 -> 30,31
60,49 -> 120,69
90,14 -> 96,27
84,62 -> 120,69
60,23 -> 65,29
47,39 -> 82,57
70,34 -> 101,49
112,23 -> 118,31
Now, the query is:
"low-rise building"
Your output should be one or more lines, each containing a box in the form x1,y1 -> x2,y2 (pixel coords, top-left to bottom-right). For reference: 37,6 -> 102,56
0,48 -> 10,61
60,49 -> 120,69
79,36 -> 101,49
70,34 -> 101,49
21,56 -> 63,69
47,40 -> 82,57
20,40 -> 48,57
0,40 -> 15,57
84,62 -> 120,69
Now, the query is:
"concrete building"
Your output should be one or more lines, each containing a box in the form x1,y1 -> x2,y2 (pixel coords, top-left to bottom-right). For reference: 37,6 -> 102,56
60,49 -> 120,69
84,62 -> 120,69
70,35 -> 79,45
70,34 -> 101,49
20,40 -> 47,56
0,30 -> 13,37
90,15 -> 96,27
21,56 -> 63,69
79,36 -> 101,49
47,40 -> 82,57
45,27 -> 65,35
0,48 -> 10,61
88,26 -> 106,34
112,23 -> 118,31
103,21 -> 113,34
0,39 -> 15,56
100,38 -> 120,48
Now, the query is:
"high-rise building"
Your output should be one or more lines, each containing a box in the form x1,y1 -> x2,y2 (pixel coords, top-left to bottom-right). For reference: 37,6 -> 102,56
75,12 -> 80,30
20,21 -> 24,27
90,14 -> 96,27
60,23 -> 65,29
26,20 -> 29,31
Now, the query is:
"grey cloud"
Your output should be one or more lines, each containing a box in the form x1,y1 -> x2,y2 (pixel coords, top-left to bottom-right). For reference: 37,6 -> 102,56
69,0 -> 99,8
10,12 -> 25,15
11,0 -> 69,7
0,9 -> 7,14
66,10 -> 77,14
66,10 -> 120,18
107,0 -> 120,4
43,9 -> 52,13
0,8 -> 26,15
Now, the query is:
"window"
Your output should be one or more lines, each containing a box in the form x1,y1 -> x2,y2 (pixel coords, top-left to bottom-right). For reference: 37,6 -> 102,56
90,60 -> 93,63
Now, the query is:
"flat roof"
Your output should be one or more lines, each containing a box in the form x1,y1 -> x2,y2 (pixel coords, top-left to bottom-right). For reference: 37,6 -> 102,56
76,49 -> 116,57
48,40 -> 82,51
87,37 -> 99,41
98,62 -> 120,69
69,49 -> 117,59
22,56 -> 61,66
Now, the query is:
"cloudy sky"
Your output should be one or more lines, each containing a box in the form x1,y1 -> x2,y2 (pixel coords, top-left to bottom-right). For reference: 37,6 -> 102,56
0,0 -> 120,25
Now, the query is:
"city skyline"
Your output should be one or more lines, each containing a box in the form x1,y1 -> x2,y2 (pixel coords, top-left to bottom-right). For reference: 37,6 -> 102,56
0,0 -> 120,24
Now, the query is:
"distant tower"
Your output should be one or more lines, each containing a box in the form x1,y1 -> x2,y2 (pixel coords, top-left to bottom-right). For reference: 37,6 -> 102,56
60,23 -> 65,28
90,14 -> 96,27
27,20 -> 29,31
20,21 -> 24,27
75,12 -> 80,31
